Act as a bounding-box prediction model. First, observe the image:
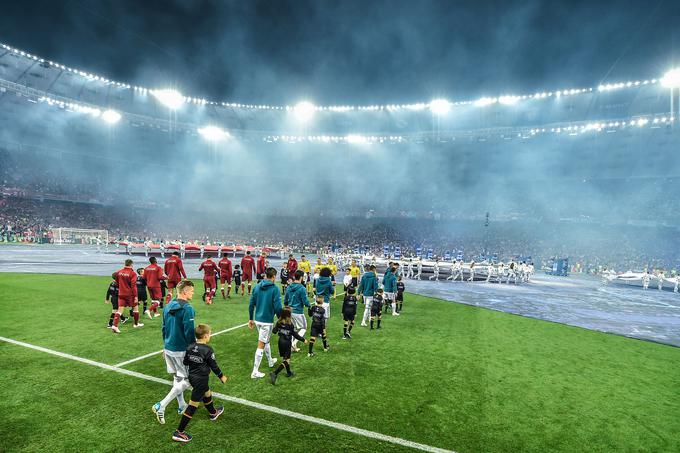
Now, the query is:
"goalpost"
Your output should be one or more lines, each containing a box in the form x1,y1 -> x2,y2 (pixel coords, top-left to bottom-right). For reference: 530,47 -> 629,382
51,228 -> 109,246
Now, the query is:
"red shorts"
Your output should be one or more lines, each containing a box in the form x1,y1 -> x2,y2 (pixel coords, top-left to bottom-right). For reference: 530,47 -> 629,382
118,295 -> 137,308
148,287 -> 162,300
204,277 -> 216,289
220,275 -> 232,284
167,279 -> 180,289
242,273 -> 253,282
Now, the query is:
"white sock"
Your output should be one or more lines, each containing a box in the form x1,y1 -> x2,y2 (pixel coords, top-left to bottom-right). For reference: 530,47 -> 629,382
253,348 -> 263,373
159,377 -> 183,410
362,308 -> 370,324
391,302 -> 397,312
264,343 -> 273,365
175,379 -> 189,408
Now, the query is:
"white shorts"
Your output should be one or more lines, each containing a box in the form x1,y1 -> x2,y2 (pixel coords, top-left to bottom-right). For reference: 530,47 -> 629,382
384,292 -> 396,302
256,322 -> 273,343
292,313 -> 307,331
322,302 -> 330,319
164,350 -> 188,378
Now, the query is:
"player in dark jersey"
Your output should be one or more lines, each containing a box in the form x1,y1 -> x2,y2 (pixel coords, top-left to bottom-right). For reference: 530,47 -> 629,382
218,254 -> 233,299
240,251 -> 256,295
136,268 -> 149,318
160,279 -> 167,308
172,324 -> 227,443
256,252 -> 267,283
198,257 -> 219,305
280,263 -> 289,295
232,265 -> 242,295
105,273 -> 119,328
307,298 -> 328,357
269,307 -> 306,385
396,276 -> 405,313
342,286 -> 358,339
370,289 -> 384,330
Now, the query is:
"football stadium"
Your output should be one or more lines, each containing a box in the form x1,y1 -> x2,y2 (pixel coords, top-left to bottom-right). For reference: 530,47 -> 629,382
1,1 -> 680,452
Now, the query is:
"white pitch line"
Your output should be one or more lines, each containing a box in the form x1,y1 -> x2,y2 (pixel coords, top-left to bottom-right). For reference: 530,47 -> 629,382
0,336 -> 455,453
113,322 -> 248,368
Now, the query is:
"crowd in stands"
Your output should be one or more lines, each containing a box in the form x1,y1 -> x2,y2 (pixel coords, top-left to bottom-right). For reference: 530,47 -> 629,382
2,195 -> 678,274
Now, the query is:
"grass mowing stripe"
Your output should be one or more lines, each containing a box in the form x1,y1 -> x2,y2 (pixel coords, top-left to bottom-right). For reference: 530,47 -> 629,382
0,335 -> 456,453
114,322 -> 249,367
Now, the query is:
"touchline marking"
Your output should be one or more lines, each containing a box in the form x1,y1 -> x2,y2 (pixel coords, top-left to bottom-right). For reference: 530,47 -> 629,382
0,336 -> 455,453
113,322 -> 248,368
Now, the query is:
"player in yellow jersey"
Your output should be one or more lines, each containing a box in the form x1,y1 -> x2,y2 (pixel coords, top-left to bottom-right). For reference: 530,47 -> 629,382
349,260 -> 361,287
327,257 -> 338,299
298,255 -> 312,293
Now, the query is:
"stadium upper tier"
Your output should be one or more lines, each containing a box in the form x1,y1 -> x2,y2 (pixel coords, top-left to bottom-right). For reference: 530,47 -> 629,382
0,42 -> 677,138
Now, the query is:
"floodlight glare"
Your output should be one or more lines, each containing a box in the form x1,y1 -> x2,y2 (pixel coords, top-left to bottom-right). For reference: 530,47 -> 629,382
293,101 -> 316,122
474,97 -> 497,107
661,68 -> 680,88
429,99 -> 451,115
498,96 -> 520,105
198,126 -> 230,141
151,89 -> 185,110
101,109 -> 121,124
346,134 -> 369,144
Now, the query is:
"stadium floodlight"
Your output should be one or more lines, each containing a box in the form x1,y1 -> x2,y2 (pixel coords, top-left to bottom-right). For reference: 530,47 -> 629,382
661,68 -> 680,88
293,101 -> 316,122
429,99 -> 451,115
151,89 -> 185,110
198,125 -> 230,141
101,109 -> 121,124
498,95 -> 520,105
474,97 -> 497,107
346,134 -> 369,144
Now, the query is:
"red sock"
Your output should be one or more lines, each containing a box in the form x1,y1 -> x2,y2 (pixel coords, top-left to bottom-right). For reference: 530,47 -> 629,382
227,285 -> 231,296
165,293 -> 171,304
248,283 -> 252,294
133,311 -> 140,325
150,301 -> 159,313
221,288 -> 225,297
241,283 -> 245,293
113,312 -> 121,327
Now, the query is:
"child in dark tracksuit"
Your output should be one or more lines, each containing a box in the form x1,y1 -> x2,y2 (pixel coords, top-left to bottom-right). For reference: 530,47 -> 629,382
172,324 -> 227,443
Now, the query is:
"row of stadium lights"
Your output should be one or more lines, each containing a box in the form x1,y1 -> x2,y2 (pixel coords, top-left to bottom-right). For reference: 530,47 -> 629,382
4,42 -> 680,115
529,116 -> 676,136
263,135 -> 406,144
33,91 -> 677,143
35,94 -> 227,140
264,116 -> 676,144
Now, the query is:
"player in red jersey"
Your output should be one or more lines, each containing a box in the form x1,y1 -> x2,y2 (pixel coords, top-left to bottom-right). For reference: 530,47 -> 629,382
111,259 -> 142,333
240,251 -> 257,295
286,254 -> 298,276
144,256 -> 166,318
164,252 -> 187,303
256,252 -> 267,283
199,257 -> 219,304
218,253 -> 233,299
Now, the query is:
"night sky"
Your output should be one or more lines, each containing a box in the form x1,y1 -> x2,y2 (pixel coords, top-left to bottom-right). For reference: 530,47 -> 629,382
2,0 -> 679,105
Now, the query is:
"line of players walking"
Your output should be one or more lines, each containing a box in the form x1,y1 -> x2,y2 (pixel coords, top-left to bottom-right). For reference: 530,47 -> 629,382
104,252 -> 406,443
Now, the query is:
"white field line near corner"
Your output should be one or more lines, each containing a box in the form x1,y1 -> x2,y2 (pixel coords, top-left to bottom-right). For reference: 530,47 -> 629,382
113,322 -> 248,368
0,336 -> 456,453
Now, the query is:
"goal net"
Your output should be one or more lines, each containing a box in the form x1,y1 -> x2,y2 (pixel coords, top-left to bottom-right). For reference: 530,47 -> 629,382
51,228 -> 109,246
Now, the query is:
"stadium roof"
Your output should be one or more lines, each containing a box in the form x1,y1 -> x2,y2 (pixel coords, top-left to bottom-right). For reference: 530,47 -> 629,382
0,41 -> 677,141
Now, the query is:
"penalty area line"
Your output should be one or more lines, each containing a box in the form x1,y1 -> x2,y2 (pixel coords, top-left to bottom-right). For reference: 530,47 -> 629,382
0,336 -> 455,453
113,322 -> 248,368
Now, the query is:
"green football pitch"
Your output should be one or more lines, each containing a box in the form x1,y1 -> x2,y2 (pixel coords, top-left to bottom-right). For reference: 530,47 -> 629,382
1,273 -> 679,452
